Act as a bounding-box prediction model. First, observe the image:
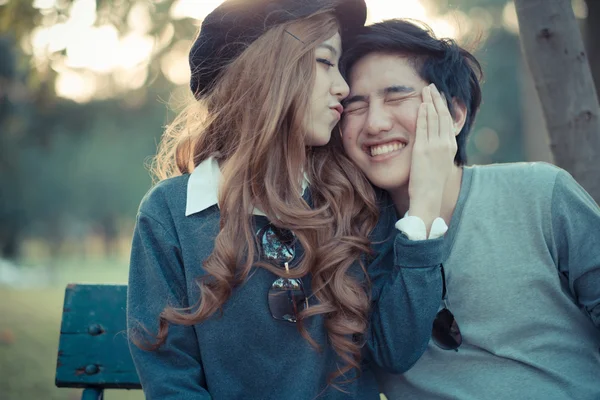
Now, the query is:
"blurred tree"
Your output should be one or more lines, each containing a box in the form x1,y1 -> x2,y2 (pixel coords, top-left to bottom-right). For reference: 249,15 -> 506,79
3,0 -> 596,259
0,0 -> 192,258
585,0 -> 600,92
515,0 -> 600,203
0,37 -> 25,258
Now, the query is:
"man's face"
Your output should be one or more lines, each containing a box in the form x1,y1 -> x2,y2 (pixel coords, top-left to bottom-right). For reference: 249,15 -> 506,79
341,53 -> 428,191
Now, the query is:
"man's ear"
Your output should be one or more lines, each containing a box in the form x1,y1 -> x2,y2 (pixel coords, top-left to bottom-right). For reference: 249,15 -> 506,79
451,98 -> 468,136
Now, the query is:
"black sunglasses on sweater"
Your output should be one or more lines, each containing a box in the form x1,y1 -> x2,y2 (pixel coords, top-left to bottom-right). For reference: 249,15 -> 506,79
256,223 -> 308,323
432,264 -> 462,351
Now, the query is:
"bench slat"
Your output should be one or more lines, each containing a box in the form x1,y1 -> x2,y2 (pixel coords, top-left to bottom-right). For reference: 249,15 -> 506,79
55,284 -> 141,389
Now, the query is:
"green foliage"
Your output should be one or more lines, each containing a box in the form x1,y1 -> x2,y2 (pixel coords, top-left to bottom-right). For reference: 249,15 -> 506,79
0,0 -> 188,257
4,0 -> 594,258
15,97 -> 166,240
0,0 -> 40,40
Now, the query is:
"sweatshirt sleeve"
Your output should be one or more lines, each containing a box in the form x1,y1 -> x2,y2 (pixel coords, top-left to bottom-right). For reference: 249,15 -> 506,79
127,209 -> 212,399
365,209 -> 443,374
551,169 -> 600,329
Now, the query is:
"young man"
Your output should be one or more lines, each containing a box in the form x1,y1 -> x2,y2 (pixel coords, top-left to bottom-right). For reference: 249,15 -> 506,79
340,19 -> 600,400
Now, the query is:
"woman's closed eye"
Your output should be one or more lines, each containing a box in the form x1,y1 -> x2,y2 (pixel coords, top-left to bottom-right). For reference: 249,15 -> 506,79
317,58 -> 335,68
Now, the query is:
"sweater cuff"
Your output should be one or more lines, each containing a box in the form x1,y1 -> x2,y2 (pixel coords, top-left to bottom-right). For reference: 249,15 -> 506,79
394,232 -> 445,268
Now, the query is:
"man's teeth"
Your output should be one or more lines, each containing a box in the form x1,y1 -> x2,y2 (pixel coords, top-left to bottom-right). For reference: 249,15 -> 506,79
370,142 -> 406,156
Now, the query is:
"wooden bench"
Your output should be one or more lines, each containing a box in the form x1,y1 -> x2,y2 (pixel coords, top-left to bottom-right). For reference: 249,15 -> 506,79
55,284 -> 141,399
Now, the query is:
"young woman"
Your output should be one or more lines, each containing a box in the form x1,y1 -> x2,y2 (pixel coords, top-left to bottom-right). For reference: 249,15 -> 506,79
127,1 -> 444,399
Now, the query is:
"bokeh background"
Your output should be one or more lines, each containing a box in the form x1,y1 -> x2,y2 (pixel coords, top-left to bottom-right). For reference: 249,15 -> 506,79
0,0 -> 598,398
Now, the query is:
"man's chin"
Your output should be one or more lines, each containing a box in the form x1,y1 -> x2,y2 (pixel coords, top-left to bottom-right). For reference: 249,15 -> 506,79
369,175 -> 409,193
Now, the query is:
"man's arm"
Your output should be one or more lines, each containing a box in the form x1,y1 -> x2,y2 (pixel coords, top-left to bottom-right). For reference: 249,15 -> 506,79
551,169 -> 600,328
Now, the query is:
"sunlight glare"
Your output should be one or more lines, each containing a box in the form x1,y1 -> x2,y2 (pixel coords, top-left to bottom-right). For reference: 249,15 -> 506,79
366,0 -> 427,24
46,23 -> 70,52
65,25 -> 119,73
502,1 -> 519,35
33,0 -> 56,9
114,65 -> 149,91
155,23 -> 176,52
161,40 -> 192,85
30,26 -> 51,60
55,70 -> 98,103
117,33 -> 155,69
128,2 -> 153,34
69,0 -> 97,28
170,0 -> 224,20
45,0 -> 491,102
572,0 -> 589,19
365,0 -> 458,39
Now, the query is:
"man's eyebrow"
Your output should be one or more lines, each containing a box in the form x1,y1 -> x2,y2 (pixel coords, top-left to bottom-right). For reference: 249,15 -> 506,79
381,85 -> 415,95
342,85 -> 415,107
317,44 -> 338,57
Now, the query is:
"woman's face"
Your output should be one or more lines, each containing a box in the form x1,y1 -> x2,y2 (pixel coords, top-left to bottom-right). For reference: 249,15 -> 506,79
304,32 -> 349,147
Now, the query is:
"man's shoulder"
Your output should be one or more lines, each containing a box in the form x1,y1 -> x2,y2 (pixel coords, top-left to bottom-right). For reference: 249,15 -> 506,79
472,161 -> 560,176
471,161 -> 562,189
465,162 -> 567,211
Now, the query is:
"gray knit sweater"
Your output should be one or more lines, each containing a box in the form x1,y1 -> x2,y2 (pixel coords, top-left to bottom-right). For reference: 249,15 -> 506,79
378,162 -> 600,400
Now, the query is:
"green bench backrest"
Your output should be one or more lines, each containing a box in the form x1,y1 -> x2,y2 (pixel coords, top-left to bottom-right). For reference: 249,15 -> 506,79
55,284 -> 141,390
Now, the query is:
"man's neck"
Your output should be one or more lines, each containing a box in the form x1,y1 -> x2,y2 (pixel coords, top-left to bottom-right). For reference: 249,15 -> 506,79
389,165 -> 464,225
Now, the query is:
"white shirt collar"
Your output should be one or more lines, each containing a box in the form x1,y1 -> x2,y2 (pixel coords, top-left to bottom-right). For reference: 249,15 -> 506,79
185,157 -> 222,216
185,157 -> 309,217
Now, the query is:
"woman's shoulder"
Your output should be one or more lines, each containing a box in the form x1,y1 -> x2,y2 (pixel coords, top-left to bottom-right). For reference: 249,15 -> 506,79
137,174 -> 190,219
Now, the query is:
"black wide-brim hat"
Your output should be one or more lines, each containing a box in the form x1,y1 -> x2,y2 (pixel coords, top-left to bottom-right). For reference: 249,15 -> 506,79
189,0 -> 367,99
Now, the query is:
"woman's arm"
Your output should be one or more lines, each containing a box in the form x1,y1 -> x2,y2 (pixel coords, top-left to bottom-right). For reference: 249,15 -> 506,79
365,212 -> 444,373
127,210 -> 212,399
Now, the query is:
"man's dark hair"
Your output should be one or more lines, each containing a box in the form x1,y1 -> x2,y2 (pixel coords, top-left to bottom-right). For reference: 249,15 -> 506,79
342,19 -> 483,166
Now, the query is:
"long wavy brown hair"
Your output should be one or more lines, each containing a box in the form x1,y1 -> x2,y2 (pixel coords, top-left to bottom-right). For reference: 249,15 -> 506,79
142,9 -> 379,387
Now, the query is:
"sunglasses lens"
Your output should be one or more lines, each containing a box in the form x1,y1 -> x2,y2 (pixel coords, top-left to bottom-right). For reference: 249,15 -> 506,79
432,308 -> 462,350
268,278 -> 307,323
261,225 -> 295,262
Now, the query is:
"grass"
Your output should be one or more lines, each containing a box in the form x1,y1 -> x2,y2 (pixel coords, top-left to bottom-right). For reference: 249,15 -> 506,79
0,257 -> 143,400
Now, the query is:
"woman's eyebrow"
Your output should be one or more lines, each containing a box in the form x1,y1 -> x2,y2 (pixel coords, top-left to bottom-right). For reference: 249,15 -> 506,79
317,44 -> 338,57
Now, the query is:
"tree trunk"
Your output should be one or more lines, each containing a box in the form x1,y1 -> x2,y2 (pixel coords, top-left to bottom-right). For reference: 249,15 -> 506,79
520,56 -> 554,163
514,0 -> 600,203
585,0 -> 600,94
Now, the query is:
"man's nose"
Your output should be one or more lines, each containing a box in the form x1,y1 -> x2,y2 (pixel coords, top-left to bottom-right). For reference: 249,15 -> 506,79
365,105 -> 393,136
